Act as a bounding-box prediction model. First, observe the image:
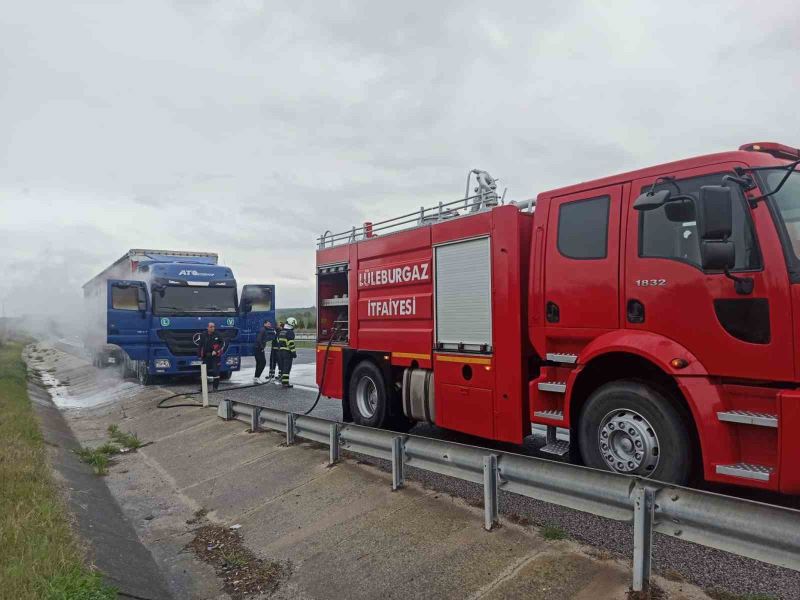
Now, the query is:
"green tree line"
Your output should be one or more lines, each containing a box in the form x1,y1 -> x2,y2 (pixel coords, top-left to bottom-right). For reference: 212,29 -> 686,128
276,307 -> 316,330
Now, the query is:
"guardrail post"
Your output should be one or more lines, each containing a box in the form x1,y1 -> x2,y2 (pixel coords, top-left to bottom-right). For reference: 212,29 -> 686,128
483,454 -> 499,530
632,483 -> 655,592
250,406 -> 261,433
200,363 -> 209,407
391,436 -> 405,490
286,413 -> 296,445
329,423 -> 340,465
217,399 -> 232,420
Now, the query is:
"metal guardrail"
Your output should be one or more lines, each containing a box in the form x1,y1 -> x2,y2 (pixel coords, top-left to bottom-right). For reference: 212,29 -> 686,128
219,399 -> 800,593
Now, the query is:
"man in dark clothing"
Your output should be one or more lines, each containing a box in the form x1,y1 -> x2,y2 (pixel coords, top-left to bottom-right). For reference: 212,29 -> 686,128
269,320 -> 284,382
277,317 -> 297,388
197,322 -> 225,391
253,320 -> 276,382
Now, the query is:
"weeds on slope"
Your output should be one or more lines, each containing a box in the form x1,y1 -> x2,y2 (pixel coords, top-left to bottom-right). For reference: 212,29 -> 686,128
74,425 -> 143,475
0,342 -> 116,599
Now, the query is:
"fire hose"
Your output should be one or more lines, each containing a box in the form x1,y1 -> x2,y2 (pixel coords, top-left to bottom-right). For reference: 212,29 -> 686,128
158,325 -> 340,416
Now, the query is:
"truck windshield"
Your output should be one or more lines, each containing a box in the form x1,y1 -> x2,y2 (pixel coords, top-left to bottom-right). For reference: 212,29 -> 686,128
766,169 -> 800,260
153,286 -> 237,315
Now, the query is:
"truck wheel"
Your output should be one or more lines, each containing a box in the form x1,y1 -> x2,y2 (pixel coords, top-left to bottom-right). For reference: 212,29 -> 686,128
137,361 -> 153,386
348,361 -> 389,428
578,380 -> 691,485
123,357 -> 135,379
220,371 -> 232,381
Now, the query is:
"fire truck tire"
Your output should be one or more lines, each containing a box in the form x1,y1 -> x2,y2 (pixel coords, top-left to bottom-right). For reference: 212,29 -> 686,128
220,371 -> 232,381
348,361 -> 389,428
577,380 -> 691,485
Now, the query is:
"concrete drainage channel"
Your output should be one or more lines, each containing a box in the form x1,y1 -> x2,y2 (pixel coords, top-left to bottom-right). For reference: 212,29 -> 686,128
218,398 -> 800,595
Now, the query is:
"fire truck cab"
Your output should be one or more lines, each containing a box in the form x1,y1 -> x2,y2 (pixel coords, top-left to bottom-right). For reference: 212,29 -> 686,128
316,144 -> 800,494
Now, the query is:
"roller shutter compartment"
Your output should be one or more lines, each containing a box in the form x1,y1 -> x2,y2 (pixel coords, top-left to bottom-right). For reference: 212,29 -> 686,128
435,237 -> 492,352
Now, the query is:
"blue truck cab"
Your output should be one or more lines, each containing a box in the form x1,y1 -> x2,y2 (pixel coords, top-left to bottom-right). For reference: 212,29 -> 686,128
82,249 -> 274,385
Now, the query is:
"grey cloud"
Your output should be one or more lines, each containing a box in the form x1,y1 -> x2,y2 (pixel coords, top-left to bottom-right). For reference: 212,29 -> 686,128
1,0 -> 799,315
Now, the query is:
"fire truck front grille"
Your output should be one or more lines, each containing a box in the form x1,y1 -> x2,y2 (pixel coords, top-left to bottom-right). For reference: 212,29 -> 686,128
156,329 -> 238,356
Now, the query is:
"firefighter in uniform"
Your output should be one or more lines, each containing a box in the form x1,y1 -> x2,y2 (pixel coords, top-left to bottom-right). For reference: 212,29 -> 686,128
269,320 -> 283,382
253,320 -> 276,383
277,317 -> 297,388
197,322 -> 224,391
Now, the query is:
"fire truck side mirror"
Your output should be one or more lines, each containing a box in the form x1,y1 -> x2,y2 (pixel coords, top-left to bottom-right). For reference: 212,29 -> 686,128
700,240 -> 735,271
633,189 -> 671,211
240,299 -> 252,314
697,186 -> 733,241
698,185 -> 735,272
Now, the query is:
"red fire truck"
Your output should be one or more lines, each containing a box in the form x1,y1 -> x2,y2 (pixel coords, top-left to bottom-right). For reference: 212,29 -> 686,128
315,142 -> 800,494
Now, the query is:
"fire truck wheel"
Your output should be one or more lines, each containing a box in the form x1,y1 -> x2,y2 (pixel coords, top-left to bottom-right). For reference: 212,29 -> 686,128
349,361 -> 389,428
578,380 -> 691,485
220,371 -> 232,381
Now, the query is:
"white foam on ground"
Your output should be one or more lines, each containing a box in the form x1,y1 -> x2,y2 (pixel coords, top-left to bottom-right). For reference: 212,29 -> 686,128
36,367 -> 143,409
231,362 -> 318,390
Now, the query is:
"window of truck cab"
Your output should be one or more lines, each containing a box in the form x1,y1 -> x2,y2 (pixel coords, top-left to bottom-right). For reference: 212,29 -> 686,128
111,286 -> 139,310
760,168 -> 800,282
638,172 -> 762,272
242,286 -> 273,311
557,195 -> 610,259
152,285 -> 238,315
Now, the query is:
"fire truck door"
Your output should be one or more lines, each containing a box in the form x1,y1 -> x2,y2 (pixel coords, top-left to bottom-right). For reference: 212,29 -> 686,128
626,166 -> 793,381
543,185 -> 623,346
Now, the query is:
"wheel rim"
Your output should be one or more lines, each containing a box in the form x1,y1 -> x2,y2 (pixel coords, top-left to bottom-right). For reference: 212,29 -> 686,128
355,376 -> 378,418
597,408 -> 660,475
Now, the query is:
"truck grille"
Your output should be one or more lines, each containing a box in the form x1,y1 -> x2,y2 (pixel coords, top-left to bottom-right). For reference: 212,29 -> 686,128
156,329 -> 238,356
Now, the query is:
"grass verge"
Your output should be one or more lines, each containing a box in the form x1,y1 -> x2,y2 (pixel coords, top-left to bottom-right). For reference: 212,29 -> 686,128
540,524 -> 568,541
0,341 -> 116,599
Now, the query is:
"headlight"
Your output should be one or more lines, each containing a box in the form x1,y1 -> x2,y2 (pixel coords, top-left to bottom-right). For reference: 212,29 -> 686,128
225,356 -> 240,366
154,359 -> 170,369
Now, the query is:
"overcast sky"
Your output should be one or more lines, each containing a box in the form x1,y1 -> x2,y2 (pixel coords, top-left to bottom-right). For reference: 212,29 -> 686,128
1,0 -> 798,316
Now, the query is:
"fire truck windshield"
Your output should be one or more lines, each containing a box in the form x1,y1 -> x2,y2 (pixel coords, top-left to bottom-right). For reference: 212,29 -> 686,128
766,169 -> 800,260
153,286 -> 237,316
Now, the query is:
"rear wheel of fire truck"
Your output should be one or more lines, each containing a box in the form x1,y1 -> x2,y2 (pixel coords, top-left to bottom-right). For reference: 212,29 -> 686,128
349,361 -> 389,428
578,380 -> 691,485
220,371 -> 232,381
136,360 -> 153,386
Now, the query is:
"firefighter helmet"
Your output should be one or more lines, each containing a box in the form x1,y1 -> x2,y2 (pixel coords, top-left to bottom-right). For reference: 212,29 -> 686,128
286,317 -> 298,328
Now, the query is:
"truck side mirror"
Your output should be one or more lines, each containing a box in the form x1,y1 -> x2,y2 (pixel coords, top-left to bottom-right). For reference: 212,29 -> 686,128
137,288 -> 147,313
700,240 -> 735,271
633,189 -> 671,211
698,185 -> 735,271
241,299 -> 252,314
663,198 -> 695,222
698,185 -> 733,241
697,185 -> 752,293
